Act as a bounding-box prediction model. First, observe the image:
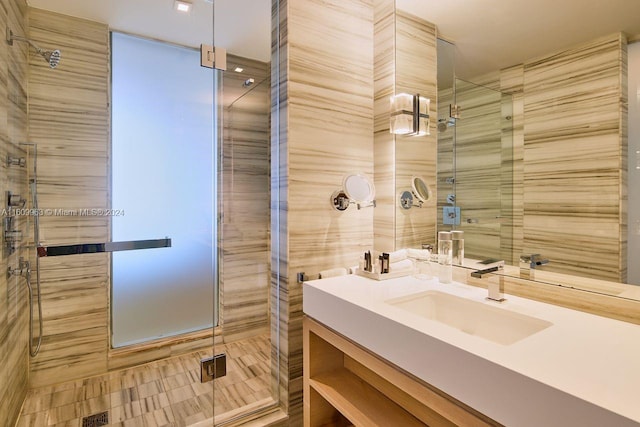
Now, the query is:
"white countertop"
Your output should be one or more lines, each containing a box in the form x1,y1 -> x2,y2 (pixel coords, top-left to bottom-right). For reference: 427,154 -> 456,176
303,274 -> 640,427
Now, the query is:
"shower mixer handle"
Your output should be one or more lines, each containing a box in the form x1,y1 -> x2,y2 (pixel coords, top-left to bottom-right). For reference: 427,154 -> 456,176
7,257 -> 30,279
7,155 -> 26,167
5,229 -> 22,242
7,192 -> 26,208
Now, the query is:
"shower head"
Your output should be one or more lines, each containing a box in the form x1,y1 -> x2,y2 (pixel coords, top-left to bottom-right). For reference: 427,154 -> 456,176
243,78 -> 255,88
39,49 -> 61,68
6,28 -> 61,69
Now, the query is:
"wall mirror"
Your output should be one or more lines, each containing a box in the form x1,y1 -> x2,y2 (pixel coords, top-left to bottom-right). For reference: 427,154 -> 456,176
395,1 -> 640,302
344,173 -> 375,205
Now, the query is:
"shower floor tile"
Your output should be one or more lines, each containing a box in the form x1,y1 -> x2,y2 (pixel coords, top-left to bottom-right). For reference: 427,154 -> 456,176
16,333 -> 274,426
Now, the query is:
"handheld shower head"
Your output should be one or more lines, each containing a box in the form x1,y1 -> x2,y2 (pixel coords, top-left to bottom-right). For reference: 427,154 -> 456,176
6,28 -> 61,69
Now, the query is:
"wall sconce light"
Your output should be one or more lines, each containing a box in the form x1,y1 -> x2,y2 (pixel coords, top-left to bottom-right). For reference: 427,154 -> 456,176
390,93 -> 430,136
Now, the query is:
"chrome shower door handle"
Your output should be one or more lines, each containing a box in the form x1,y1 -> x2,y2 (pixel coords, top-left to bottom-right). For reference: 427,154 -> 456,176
37,238 -> 172,257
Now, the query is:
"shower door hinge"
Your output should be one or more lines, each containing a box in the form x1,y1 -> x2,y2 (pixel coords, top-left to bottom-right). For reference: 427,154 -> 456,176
450,104 -> 461,120
200,353 -> 227,382
200,44 -> 227,71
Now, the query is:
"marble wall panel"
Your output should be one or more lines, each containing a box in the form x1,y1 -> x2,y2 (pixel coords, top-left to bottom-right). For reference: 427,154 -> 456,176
26,7 -> 110,388
221,55 -> 271,342
280,0 -> 375,422
522,34 -> 627,282
0,0 -> 30,425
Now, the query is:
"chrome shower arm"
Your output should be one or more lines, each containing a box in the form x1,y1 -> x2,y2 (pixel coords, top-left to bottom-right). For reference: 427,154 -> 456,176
6,29 -> 37,49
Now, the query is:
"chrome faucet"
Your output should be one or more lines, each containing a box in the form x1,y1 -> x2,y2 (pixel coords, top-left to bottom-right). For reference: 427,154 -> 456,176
519,254 -> 549,280
470,264 -> 505,302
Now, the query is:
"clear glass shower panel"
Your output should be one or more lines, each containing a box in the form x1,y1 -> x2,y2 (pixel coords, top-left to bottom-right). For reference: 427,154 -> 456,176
453,78 -> 512,262
111,32 -> 215,347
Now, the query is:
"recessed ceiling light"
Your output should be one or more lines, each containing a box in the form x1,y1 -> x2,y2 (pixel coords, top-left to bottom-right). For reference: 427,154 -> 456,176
234,67 -> 244,73
174,0 -> 192,13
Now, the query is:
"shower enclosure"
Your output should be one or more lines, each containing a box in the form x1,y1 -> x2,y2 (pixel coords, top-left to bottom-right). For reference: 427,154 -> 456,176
437,39 -> 515,265
4,0 -> 283,426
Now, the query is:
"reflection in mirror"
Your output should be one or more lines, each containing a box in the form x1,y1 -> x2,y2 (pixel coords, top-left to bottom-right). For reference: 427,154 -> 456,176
412,176 -> 431,203
405,8 -> 640,301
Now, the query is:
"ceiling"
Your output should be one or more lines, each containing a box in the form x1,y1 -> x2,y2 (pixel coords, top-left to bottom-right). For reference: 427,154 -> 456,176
27,0 -> 640,78
26,0 -> 272,62
398,0 -> 640,78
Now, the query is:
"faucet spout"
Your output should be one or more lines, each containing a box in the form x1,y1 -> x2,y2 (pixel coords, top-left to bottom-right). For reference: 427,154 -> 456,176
470,264 -> 505,302
520,254 -> 549,279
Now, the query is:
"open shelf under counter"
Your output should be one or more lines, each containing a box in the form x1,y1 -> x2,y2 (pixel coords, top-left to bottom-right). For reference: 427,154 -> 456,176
303,315 -> 500,427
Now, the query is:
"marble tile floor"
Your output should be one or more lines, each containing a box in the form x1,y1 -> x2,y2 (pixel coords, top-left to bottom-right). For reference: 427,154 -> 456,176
16,334 -> 274,427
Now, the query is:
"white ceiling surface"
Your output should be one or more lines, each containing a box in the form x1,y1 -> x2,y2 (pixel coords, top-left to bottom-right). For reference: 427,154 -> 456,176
398,0 -> 640,78
26,0 -> 272,62
26,0 -> 640,78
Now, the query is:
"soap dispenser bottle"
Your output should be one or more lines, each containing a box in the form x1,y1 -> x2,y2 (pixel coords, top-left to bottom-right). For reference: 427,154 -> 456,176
451,230 -> 464,265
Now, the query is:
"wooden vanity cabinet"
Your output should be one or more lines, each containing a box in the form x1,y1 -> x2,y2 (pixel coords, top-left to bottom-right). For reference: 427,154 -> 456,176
303,316 -> 501,427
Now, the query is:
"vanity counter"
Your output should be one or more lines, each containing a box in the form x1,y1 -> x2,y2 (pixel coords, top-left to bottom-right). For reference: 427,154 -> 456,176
303,275 -> 640,427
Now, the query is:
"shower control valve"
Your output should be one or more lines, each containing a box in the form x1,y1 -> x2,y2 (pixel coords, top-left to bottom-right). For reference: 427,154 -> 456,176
7,257 -> 30,278
7,191 -> 26,208
7,155 -> 26,167
5,230 -> 22,242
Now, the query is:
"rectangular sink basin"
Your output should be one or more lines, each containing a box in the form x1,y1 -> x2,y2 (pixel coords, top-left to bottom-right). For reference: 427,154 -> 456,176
386,291 -> 553,345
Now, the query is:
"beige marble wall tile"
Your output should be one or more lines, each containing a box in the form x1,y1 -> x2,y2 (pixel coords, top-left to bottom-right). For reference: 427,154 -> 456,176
220,55 -> 271,343
522,34 -> 627,282
279,0 -> 374,422
0,0 -> 31,425
26,7 -> 110,389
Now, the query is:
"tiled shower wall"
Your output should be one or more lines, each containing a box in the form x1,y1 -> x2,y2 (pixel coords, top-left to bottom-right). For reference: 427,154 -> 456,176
221,55 -> 271,342
0,0 -> 29,424
27,7 -> 111,388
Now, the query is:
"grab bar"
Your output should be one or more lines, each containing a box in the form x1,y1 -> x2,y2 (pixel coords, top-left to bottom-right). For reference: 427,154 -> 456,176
36,237 -> 171,257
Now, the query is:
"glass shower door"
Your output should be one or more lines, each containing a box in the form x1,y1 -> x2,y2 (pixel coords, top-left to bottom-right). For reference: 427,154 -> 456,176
451,78 -> 513,262
111,32 -> 216,347
211,0 -> 281,424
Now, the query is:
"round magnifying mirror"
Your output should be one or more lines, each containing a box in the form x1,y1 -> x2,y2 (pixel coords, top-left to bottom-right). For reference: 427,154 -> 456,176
411,176 -> 431,203
343,173 -> 375,203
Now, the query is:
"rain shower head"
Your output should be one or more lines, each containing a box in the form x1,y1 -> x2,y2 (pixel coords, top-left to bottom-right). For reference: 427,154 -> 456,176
6,28 -> 61,69
40,49 -> 61,68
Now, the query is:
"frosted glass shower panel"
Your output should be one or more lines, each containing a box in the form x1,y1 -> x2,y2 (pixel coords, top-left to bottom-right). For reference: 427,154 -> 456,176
111,32 -> 215,347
